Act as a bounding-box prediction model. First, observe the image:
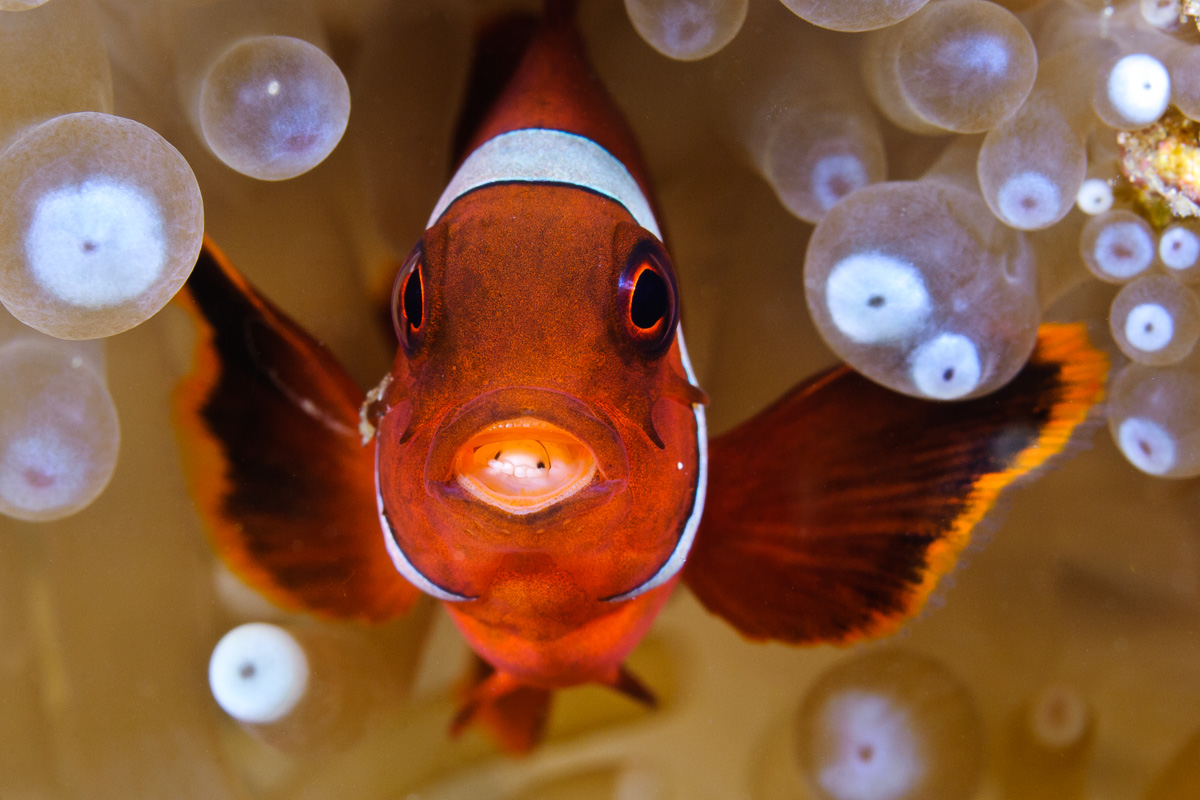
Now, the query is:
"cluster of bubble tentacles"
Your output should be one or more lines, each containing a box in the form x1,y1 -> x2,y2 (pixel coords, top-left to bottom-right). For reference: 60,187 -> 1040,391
0,0 -> 350,521
627,0 -> 1200,480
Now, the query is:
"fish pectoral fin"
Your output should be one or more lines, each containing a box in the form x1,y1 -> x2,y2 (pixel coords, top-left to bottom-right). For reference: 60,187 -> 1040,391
607,664 -> 657,709
684,323 -> 1107,646
173,237 -> 420,623
452,658 -> 553,754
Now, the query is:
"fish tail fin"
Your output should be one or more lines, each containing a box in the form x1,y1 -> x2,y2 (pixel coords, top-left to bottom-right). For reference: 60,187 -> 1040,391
451,657 -> 553,754
685,323 -> 1107,645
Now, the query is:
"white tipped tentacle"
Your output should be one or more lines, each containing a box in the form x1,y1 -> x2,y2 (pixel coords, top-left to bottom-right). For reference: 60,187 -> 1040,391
26,178 -> 166,308
1075,179 -> 1113,216
209,623 -> 309,724
909,332 -> 982,400
996,171 -> 1061,230
1124,303 -> 1174,352
1106,54 -> 1170,125
825,252 -> 932,344
1117,416 -> 1176,475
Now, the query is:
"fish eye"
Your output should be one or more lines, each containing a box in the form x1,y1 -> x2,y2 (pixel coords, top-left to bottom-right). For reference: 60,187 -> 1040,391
391,247 -> 424,353
618,248 -> 678,356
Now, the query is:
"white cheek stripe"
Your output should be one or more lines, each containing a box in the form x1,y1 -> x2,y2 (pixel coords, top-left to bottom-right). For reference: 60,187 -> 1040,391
605,328 -> 708,602
374,448 -> 474,602
426,128 -> 662,241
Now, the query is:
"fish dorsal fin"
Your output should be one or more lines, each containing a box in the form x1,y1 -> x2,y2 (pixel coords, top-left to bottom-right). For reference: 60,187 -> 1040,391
174,239 -> 420,622
455,10 -> 654,201
684,324 -> 1107,645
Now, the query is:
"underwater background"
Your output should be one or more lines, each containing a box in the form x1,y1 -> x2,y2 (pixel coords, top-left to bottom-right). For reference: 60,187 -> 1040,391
1,0 -> 1199,797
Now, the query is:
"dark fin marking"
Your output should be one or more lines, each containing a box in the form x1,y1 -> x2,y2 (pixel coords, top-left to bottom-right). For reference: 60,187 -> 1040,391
610,664 -> 657,709
684,323 -> 1108,645
451,656 -> 553,754
173,237 -> 420,623
450,12 -> 539,167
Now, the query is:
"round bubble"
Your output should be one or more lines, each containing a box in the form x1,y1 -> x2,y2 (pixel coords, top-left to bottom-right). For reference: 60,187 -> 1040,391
1080,210 -> 1155,283
0,337 -> 119,521
1141,0 -> 1183,29
805,180 -> 1039,400
779,0 -> 931,32
209,622 -> 310,724
995,172 -> 1061,230
1109,275 -> 1200,365
762,108 -> 886,223
896,0 -> 1037,133
1125,304 -> 1173,352
1158,221 -> 1200,282
1095,53 -> 1170,129
624,0 -> 748,61
1075,179 -> 1114,215
200,36 -> 351,181
1026,684 -> 1091,751
910,332 -> 982,400
978,95 -> 1084,230
795,649 -> 984,800
0,112 -> 203,340
1107,360 -> 1200,478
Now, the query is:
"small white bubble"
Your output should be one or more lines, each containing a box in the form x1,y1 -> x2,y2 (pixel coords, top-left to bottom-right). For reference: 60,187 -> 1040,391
817,691 -> 922,800
1075,179 -> 1113,215
0,428 -> 87,515
1117,416 -> 1176,475
826,252 -> 932,344
1140,0 -> 1181,29
1107,53 -> 1170,125
1159,225 -> 1200,270
1094,220 -> 1154,279
209,623 -> 309,724
1124,302 -> 1174,352
910,333 -> 982,400
997,171 -> 1061,229
811,154 -> 868,212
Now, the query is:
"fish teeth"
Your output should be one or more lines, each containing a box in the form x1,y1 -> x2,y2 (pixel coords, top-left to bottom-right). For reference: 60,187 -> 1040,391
486,458 -> 547,479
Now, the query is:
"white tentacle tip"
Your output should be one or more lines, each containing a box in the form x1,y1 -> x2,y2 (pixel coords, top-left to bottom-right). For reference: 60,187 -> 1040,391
209,622 -> 309,724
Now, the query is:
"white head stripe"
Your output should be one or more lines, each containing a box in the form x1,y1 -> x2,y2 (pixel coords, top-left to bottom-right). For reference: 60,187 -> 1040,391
426,128 -> 662,240
374,449 -> 474,602
605,329 -> 708,602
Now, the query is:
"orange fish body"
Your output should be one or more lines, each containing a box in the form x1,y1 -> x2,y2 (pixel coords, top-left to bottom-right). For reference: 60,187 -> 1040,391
371,12 -> 704,694
175,3 -> 1107,752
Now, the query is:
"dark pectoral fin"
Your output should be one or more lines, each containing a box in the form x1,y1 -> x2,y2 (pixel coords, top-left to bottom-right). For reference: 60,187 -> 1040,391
685,324 -> 1107,645
173,237 -> 419,622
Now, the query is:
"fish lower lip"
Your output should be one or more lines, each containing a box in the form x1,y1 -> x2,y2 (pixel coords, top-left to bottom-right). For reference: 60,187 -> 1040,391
452,417 -> 598,515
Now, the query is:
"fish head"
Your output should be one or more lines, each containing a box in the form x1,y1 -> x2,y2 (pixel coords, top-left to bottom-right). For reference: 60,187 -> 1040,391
370,184 -> 705,605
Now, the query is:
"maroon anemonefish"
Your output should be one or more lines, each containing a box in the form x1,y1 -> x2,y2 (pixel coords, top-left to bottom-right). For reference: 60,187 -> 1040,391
174,1 -> 1107,752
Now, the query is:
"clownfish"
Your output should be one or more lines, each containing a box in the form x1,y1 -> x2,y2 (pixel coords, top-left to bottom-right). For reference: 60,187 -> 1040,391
174,1 -> 1106,752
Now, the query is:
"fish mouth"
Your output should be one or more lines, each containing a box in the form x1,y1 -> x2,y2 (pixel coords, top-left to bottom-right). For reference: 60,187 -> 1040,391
426,387 -> 628,517
453,417 -> 597,514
